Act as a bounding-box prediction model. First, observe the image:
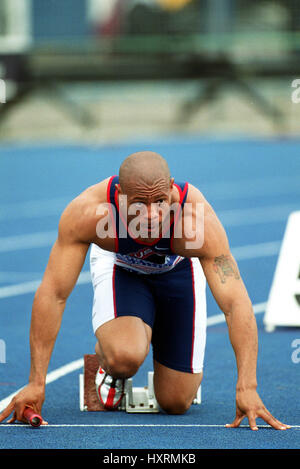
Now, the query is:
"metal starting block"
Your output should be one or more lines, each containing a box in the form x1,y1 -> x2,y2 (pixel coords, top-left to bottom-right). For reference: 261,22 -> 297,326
119,371 -> 159,413
79,354 -> 201,413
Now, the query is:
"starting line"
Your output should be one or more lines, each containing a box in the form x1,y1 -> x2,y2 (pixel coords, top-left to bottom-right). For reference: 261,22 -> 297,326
0,302 -> 267,414
1,424 -> 299,428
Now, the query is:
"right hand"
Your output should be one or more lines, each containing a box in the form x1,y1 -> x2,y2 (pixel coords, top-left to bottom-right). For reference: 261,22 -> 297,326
0,383 -> 48,425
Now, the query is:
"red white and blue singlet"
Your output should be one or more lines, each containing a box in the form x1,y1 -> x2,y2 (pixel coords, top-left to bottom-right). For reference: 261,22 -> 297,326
90,176 -> 207,374
106,175 -> 189,274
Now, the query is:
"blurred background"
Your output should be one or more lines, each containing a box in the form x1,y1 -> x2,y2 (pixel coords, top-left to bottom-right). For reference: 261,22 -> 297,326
0,0 -> 300,144
1,3 -> 300,449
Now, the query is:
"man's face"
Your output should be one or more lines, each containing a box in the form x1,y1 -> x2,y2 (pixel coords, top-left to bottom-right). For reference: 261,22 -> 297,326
117,177 -> 174,239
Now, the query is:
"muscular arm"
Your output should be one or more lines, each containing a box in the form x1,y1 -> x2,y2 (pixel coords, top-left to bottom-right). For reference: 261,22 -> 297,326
176,184 -> 289,430
0,199 -> 91,423
0,181 -> 112,424
29,228 -> 89,386
200,209 -> 289,429
200,239 -> 258,392
175,184 -> 258,389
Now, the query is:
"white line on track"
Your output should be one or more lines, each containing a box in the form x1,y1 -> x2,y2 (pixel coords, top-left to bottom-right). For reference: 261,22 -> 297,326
0,238 -> 281,299
0,231 -> 57,253
0,271 -> 91,299
1,424 -> 299,428
230,240 -> 281,260
0,197 -> 70,221
0,271 -> 41,282
206,301 -> 266,326
0,230 -> 282,259
201,175 -> 300,201
0,302 -> 266,413
218,203 -> 300,226
1,175 -> 300,222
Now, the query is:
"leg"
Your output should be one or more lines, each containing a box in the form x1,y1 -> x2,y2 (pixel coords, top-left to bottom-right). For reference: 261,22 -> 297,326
95,316 -> 152,379
90,245 -> 155,380
153,360 -> 203,415
150,257 -> 207,414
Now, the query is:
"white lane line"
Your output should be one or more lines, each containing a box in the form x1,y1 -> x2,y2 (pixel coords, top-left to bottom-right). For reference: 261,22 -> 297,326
0,301 -> 266,412
0,271 -> 91,299
206,301 -> 266,326
231,241 -> 281,260
0,238 -> 280,298
0,203 -> 296,254
0,197 -> 70,221
0,272 -> 41,283
0,231 -> 57,253
0,231 -> 282,257
0,359 -> 84,412
1,175 -> 300,221
201,175 -> 300,201
0,280 -> 42,299
218,203 -> 300,227
45,359 -> 84,383
1,424 -> 299,428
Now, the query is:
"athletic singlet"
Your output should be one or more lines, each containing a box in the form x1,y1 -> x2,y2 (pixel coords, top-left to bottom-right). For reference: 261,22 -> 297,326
105,175 -> 189,274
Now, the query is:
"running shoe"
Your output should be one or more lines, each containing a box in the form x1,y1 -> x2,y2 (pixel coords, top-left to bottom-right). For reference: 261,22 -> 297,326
95,366 -> 125,410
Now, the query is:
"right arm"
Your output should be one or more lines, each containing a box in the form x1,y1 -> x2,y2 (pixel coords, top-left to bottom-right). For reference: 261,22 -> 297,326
0,206 -> 90,424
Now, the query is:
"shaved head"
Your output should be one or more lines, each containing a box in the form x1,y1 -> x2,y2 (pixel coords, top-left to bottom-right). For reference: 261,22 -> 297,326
119,151 -> 170,193
116,151 -> 175,241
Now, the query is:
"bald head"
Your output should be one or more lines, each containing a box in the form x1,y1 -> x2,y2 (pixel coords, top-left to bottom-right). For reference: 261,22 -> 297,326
119,151 -> 170,193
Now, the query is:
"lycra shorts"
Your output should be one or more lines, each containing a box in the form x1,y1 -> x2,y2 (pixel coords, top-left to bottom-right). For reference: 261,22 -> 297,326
90,244 -> 207,374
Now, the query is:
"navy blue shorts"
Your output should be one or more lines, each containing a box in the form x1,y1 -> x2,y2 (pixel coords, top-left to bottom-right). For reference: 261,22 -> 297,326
91,247 -> 207,374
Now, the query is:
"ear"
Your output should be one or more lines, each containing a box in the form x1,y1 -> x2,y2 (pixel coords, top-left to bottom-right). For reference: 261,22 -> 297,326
115,183 -> 122,195
170,177 -> 174,190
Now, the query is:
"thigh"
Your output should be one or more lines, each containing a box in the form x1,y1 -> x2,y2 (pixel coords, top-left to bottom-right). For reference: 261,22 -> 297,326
91,246 -> 155,370
91,245 -> 156,334
152,257 -> 207,374
95,315 -> 152,359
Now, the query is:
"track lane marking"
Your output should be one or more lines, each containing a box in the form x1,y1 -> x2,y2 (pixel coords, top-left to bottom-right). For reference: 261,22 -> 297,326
1,424 -> 299,428
0,302 -> 266,413
0,237 -> 281,298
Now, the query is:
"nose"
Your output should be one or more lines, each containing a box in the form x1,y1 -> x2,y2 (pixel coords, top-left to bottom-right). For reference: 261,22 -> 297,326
140,204 -> 159,225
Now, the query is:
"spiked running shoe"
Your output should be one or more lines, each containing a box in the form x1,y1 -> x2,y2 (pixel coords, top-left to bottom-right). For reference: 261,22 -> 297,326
95,366 -> 126,410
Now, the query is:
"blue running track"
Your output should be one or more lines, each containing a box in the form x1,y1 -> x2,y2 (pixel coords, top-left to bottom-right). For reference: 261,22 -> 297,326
0,137 -> 300,449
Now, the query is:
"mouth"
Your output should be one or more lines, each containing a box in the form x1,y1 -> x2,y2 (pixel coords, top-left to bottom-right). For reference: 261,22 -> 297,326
139,224 -> 160,237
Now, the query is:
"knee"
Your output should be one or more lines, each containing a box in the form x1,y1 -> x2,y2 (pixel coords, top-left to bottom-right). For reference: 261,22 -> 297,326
157,396 -> 192,415
102,346 -> 147,379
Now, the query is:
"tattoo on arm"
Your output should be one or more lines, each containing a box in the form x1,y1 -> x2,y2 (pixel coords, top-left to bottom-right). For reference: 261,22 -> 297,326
213,254 -> 240,284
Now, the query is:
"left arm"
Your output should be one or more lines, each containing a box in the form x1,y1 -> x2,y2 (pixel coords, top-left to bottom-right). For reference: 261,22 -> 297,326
201,251 -> 258,394
196,203 -> 289,430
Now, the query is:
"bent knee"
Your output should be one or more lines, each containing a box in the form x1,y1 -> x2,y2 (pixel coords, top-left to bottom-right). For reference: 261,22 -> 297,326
100,346 -> 148,379
157,396 -> 192,415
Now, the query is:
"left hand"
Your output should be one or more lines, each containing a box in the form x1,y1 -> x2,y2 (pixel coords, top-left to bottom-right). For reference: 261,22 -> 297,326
226,389 -> 290,431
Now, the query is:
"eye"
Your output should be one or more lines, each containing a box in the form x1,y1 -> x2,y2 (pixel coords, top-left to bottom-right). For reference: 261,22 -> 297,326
156,200 -> 167,206
131,202 -> 145,211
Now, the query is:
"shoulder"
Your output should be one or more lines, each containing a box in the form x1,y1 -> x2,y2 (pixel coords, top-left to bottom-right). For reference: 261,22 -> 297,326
58,178 -> 111,244
173,183 -> 229,258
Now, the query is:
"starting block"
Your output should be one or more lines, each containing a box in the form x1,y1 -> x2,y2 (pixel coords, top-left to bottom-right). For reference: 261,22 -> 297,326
79,354 -> 201,413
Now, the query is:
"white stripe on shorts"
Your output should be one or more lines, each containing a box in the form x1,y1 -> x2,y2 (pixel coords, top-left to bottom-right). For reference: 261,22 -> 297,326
90,244 -> 117,334
189,257 -> 207,373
